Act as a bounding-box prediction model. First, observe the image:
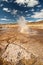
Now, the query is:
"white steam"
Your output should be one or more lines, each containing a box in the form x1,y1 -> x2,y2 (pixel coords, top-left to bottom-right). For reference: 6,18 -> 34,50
17,16 -> 30,34
17,16 -> 38,35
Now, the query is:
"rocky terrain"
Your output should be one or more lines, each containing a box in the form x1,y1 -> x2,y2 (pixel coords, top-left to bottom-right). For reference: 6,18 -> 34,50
0,23 -> 43,65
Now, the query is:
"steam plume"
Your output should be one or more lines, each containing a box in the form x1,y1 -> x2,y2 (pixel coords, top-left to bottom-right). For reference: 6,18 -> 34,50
17,16 -> 30,34
17,16 -> 38,35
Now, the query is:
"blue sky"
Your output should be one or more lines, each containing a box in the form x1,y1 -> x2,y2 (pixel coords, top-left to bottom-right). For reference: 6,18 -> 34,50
0,0 -> 43,23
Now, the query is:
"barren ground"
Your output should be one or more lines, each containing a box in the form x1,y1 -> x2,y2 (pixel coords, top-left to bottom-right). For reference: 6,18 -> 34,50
0,24 -> 43,65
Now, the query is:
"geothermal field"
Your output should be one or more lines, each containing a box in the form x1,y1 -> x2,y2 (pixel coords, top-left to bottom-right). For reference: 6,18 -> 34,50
0,20 -> 43,65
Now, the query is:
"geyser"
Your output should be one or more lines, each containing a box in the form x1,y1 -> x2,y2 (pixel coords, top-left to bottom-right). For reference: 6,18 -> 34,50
17,16 -> 38,35
17,16 -> 30,34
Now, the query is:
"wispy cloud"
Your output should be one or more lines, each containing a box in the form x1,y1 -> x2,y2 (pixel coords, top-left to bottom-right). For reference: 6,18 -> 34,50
31,9 -> 43,18
0,18 -> 8,21
35,19 -> 43,22
37,5 -> 41,7
31,9 -> 34,12
25,11 -> 28,13
11,9 -> 18,15
2,0 -> 8,2
15,0 -> 39,7
3,8 -> 11,12
0,4 -> 3,7
41,9 -> 43,12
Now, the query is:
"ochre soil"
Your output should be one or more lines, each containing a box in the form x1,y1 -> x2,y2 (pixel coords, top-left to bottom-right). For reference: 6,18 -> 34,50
0,24 -> 43,65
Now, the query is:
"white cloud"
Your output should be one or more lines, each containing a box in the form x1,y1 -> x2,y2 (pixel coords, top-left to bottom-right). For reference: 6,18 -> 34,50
0,0 -> 12,2
11,9 -> 17,15
31,11 -> 43,18
25,11 -> 28,13
37,5 -> 41,7
3,0 -> 8,2
15,0 -> 38,7
0,4 -> 3,7
35,19 -> 43,22
31,9 -> 34,11
27,0 -> 38,7
0,18 -> 8,21
26,14 -> 30,17
3,8 -> 11,12
0,18 -> 10,21
15,0 -> 25,4
41,9 -> 43,12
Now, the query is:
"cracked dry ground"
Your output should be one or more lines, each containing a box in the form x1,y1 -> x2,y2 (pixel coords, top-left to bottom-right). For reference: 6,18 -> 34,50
0,26 -> 43,65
